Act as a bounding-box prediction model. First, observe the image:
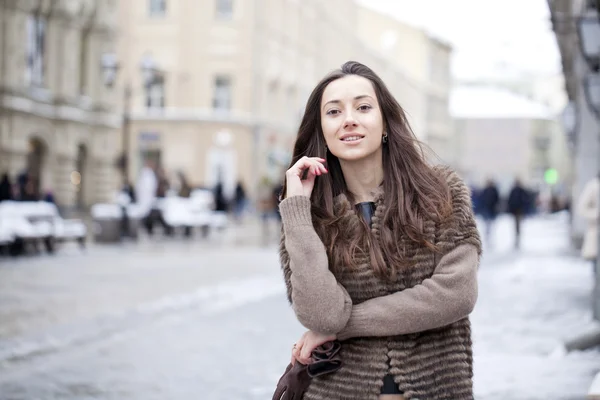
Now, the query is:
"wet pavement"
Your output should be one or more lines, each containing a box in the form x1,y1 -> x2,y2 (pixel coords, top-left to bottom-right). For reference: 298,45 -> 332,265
0,215 -> 598,400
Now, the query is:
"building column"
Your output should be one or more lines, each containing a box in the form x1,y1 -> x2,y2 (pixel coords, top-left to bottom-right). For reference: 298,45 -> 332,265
51,153 -> 76,208
90,157 -> 116,204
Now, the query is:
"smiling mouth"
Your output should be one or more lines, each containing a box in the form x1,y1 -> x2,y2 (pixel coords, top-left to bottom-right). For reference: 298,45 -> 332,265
340,135 -> 365,142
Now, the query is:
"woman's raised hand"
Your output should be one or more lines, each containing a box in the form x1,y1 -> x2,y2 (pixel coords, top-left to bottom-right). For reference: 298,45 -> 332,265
285,157 -> 328,199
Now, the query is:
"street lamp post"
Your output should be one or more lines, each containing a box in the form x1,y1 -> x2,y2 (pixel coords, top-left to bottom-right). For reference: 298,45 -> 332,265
576,4 -> 600,320
100,53 -> 160,182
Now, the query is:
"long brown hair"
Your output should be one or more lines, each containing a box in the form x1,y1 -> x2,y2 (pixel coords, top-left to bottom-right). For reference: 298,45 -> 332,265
281,61 -> 452,280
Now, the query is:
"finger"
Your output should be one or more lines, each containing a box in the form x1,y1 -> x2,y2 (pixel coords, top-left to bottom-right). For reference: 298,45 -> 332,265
290,157 -> 325,174
300,344 -> 313,361
291,156 -> 316,171
298,353 -> 311,365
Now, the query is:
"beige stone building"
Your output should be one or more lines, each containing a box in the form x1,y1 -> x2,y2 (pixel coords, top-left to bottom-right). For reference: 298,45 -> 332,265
356,5 -> 454,164
0,0 -> 120,209
117,0 -> 453,199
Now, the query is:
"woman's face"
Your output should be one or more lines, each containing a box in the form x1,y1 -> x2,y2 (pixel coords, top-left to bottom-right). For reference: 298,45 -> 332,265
320,75 -> 385,163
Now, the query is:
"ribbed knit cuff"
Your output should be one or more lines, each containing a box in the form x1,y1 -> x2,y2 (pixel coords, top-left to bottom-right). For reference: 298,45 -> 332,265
336,304 -> 370,341
279,195 -> 313,227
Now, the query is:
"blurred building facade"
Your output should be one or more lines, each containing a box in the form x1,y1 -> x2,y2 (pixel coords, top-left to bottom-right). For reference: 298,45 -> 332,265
117,0 -> 454,199
549,0 -> 599,245
451,85 -> 573,195
357,5 -> 454,164
0,0 -> 119,208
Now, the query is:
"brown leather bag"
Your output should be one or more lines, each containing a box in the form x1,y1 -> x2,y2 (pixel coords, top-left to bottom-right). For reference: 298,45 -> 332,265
272,340 -> 343,400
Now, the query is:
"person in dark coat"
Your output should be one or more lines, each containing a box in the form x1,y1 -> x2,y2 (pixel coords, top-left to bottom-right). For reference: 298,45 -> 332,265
21,180 -> 39,201
0,173 -> 12,202
233,181 -> 247,222
177,172 -> 192,198
507,179 -> 530,249
214,182 -> 229,212
479,179 -> 500,244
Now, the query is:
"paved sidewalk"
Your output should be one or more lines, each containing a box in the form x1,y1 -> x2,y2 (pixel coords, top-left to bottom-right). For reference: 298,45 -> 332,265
0,213 -> 597,399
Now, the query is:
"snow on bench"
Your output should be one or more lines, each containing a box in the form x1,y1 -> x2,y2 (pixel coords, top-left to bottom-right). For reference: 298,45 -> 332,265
0,201 -> 87,251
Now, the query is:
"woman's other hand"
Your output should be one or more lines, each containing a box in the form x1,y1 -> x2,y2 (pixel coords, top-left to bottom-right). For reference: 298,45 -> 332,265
291,330 -> 337,365
285,157 -> 328,199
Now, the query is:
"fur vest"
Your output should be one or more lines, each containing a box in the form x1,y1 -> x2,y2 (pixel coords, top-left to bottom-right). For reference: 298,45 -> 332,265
279,167 -> 482,400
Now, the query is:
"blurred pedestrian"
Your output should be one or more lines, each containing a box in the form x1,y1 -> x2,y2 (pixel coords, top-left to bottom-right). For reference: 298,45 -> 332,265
0,173 -> 12,202
122,179 -> 136,203
275,61 -> 480,399
257,176 -> 275,242
21,179 -> 39,201
480,179 -> 500,245
576,174 -> 599,269
136,159 -> 158,235
233,181 -> 247,222
470,184 -> 482,216
42,189 -> 55,204
156,166 -> 170,198
507,178 -> 529,249
177,171 -> 192,198
213,181 -> 229,212
16,170 -> 29,200
118,179 -> 136,238
153,165 -> 173,235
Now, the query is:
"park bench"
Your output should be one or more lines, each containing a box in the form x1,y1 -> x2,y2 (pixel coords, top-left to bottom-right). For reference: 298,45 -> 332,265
0,201 -> 87,254
158,189 -> 227,237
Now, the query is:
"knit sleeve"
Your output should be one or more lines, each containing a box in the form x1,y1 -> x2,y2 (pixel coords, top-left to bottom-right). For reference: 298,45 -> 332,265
336,243 -> 478,340
278,195 -> 353,335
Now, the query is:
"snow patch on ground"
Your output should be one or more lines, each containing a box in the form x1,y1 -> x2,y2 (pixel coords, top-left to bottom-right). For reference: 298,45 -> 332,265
473,214 -> 599,399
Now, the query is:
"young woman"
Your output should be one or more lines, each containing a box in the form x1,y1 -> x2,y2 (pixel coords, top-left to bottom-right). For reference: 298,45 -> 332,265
278,61 -> 481,400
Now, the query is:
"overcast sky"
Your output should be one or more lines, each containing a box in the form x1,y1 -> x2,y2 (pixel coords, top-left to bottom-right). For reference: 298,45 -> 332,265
358,0 -> 562,81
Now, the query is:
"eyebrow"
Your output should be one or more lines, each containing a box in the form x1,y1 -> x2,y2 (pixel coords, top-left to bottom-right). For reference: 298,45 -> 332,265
322,95 -> 374,110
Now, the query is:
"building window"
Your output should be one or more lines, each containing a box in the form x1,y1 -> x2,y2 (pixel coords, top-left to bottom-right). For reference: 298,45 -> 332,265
149,0 -> 166,16
25,14 -> 46,86
146,76 -> 165,109
216,0 -> 234,20
79,28 -> 91,95
213,76 -> 232,111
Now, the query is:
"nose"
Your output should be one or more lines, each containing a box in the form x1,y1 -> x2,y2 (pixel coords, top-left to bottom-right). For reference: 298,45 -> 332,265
343,110 -> 358,129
